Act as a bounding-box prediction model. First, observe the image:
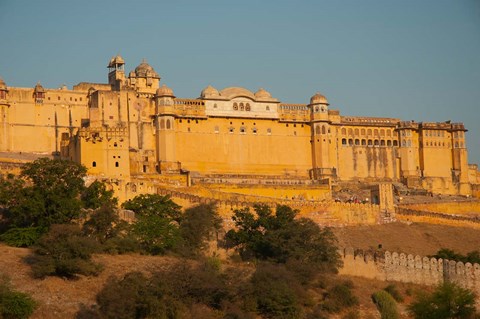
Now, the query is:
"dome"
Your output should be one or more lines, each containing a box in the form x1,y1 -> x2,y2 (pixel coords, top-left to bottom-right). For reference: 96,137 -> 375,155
310,92 -> 328,105
219,87 -> 256,100
200,85 -> 219,98
107,55 -> 125,68
134,59 -> 160,79
34,82 -> 45,93
254,88 -> 272,100
156,84 -> 174,97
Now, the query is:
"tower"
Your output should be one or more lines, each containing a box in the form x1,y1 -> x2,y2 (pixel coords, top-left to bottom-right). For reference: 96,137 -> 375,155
450,123 -> 471,194
155,84 -> 178,173
107,55 -> 126,91
309,92 -> 332,179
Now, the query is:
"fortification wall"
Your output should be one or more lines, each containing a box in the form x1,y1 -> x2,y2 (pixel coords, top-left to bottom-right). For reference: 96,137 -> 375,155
339,248 -> 480,295
396,205 -> 480,229
157,188 -> 382,226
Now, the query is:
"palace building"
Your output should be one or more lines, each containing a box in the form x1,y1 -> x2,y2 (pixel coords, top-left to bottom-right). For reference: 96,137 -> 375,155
0,56 -> 478,201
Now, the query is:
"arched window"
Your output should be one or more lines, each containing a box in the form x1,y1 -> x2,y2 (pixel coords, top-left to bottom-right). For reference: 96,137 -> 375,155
387,140 -> 392,146
361,139 -> 366,146
374,140 -> 379,146
355,139 -> 360,145
342,138 -> 347,145
407,140 -> 412,147
380,140 -> 385,146
92,161 -> 96,167
348,128 -> 353,135
367,129 -> 372,135
166,119 -> 171,129
115,161 -> 119,167
240,103 -> 244,111
341,128 -> 347,135
455,142 -> 459,148
368,139 -> 373,146
348,139 -> 353,146
387,130 -> 391,137
315,126 -> 321,135
113,142 -> 118,147
361,128 -> 366,135
354,128 -> 359,135
214,126 -> 219,133
266,105 -> 270,111
393,140 -> 398,146
321,126 -> 326,134
246,103 -> 251,111
374,129 -> 379,136
233,103 -> 238,110
160,119 -> 165,129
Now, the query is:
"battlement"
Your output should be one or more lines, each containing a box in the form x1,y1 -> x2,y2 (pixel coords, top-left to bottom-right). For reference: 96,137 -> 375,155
278,104 -> 310,122
173,99 -> 206,118
340,247 -> 480,293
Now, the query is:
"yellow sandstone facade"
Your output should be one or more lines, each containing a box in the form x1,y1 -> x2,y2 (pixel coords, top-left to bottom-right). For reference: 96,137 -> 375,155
0,56 -> 478,201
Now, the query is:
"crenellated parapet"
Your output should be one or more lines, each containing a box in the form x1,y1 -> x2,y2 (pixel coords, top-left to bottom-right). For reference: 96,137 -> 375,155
340,247 -> 480,293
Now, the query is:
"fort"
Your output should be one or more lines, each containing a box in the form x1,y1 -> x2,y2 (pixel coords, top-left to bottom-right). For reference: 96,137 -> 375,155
0,55 -> 479,207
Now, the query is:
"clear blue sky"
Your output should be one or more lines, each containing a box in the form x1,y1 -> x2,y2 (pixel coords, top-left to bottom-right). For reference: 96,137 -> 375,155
1,0 -> 479,163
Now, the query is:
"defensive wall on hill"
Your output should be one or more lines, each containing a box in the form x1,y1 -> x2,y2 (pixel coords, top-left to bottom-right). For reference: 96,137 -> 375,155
339,247 -> 480,295
396,202 -> 480,229
157,188 -> 384,227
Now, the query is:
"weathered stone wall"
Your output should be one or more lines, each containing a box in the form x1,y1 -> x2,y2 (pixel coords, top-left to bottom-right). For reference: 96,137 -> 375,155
157,188 -> 382,226
339,248 -> 480,295
396,205 -> 480,229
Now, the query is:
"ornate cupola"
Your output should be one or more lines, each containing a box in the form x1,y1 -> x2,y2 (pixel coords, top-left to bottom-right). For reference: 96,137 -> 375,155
33,82 -> 46,104
309,92 -> 329,122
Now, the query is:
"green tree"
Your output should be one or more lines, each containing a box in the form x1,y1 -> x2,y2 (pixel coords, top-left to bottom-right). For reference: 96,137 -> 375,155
176,204 -> 222,256
225,204 -> 341,273
123,194 -> 182,255
31,224 -> 102,278
2,159 -> 87,230
81,180 -> 118,209
122,194 -> 181,222
409,282 -> 477,319
0,275 -> 37,319
372,290 -> 399,319
82,205 -> 127,244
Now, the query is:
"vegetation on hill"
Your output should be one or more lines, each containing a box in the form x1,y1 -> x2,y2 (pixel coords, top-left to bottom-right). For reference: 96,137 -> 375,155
0,275 -> 36,319
430,248 -> 480,265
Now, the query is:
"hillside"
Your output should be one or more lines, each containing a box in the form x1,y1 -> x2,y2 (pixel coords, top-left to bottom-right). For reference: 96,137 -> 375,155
1,221 -> 479,318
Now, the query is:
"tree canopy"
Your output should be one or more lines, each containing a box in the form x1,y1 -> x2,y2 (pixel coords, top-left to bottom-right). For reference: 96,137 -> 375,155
225,204 -> 341,273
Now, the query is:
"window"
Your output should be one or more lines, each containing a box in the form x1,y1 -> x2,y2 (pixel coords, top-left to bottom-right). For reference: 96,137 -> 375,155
160,119 -> 165,129
267,128 -> 272,135
342,138 -> 347,145
393,140 -> 398,146
361,128 -> 366,135
380,140 -> 385,146
252,127 -> 257,134
92,161 -> 96,167
387,140 -> 392,146
233,103 -> 238,110
143,165 -> 147,173
240,126 -> 246,134
355,139 -> 360,145
368,139 -> 373,146
114,142 -> 118,147
354,128 -> 359,135
374,140 -> 379,146
367,129 -> 372,135
246,103 -> 251,111
316,126 -> 321,135
214,126 -> 219,133
266,105 -> 270,111
341,128 -> 347,135
229,127 -> 234,133
115,162 -> 119,167
322,126 -> 326,134
348,139 -> 353,146
166,119 -> 171,129
361,139 -> 366,146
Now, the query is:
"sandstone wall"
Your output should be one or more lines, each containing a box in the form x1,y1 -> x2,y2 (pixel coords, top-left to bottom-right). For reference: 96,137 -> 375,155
339,248 -> 480,295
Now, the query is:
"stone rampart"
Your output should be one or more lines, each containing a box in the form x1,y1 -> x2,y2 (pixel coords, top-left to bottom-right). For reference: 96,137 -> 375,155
157,188 -> 382,226
339,248 -> 480,295
396,206 -> 480,229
